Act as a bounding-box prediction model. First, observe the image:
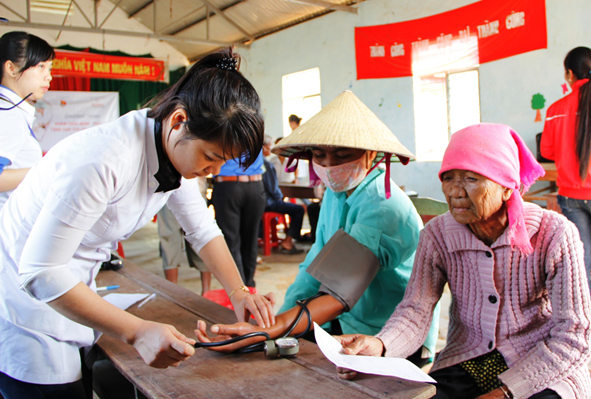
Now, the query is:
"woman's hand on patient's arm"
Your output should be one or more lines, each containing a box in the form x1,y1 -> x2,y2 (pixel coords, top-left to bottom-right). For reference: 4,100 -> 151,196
198,236 -> 276,328
229,289 -> 276,328
333,334 -> 384,380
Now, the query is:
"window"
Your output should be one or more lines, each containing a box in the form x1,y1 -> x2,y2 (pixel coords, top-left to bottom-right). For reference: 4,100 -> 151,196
412,34 -> 481,161
413,70 -> 481,161
282,68 -> 321,137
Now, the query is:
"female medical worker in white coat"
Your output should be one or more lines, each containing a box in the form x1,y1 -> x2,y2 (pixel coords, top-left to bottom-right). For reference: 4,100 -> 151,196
0,31 -> 53,210
0,48 -> 275,399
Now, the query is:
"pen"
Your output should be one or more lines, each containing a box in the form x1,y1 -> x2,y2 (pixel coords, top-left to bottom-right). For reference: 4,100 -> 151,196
97,285 -> 119,292
137,293 -> 156,308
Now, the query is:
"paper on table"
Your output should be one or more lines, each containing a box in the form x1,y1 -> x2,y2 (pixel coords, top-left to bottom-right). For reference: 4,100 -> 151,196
313,322 -> 436,383
102,293 -> 150,310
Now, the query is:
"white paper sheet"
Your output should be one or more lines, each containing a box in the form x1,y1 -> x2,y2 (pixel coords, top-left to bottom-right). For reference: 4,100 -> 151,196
102,293 -> 150,310
313,322 -> 436,383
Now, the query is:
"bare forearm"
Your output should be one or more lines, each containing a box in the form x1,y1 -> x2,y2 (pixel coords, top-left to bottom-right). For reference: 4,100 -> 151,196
47,282 -> 142,344
198,236 -> 246,293
264,295 -> 344,338
0,168 -> 29,192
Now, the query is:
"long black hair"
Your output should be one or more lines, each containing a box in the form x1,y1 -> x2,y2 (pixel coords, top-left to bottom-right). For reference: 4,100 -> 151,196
0,31 -> 55,81
564,46 -> 591,181
147,47 -> 264,168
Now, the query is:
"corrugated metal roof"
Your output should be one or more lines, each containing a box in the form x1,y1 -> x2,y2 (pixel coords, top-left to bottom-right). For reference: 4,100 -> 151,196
3,0 -> 360,62
141,0 -> 363,61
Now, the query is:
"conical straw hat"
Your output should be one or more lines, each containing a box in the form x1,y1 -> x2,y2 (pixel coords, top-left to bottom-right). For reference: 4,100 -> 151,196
271,90 -> 414,162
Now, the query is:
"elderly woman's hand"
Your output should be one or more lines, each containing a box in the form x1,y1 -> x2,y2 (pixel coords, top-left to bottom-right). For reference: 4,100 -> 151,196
230,290 -> 276,328
333,334 -> 384,380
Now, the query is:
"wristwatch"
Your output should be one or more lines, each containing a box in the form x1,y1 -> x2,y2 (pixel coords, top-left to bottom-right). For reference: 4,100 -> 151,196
264,337 -> 299,358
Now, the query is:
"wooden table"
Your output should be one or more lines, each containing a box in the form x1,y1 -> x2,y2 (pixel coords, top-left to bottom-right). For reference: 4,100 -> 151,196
279,183 -> 317,199
96,262 -> 435,399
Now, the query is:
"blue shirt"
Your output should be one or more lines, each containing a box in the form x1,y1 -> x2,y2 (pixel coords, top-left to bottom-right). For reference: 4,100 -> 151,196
279,168 -> 440,354
217,151 -> 263,176
0,156 -> 10,174
262,159 -> 283,207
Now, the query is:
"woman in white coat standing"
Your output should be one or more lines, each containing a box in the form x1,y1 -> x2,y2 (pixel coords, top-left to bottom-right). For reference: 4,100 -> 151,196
0,48 -> 275,399
0,31 -> 53,210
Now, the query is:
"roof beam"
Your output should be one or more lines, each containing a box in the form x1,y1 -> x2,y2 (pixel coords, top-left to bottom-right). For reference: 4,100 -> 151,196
285,0 -> 358,14
156,5 -> 204,34
69,0 -> 93,27
166,0 -> 245,38
99,0 -> 124,29
56,0 -> 74,41
0,20 -> 245,47
128,0 -> 153,18
0,1 -> 26,20
198,0 -> 255,42
93,0 -> 98,28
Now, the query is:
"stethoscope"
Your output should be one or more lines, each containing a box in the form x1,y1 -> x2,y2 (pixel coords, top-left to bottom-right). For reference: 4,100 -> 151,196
193,293 -> 325,358
0,92 -> 36,139
0,92 -> 32,111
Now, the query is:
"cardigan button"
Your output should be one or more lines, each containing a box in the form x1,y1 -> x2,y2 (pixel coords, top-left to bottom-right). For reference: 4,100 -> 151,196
488,341 -> 493,350
485,251 -> 492,258
488,295 -> 497,304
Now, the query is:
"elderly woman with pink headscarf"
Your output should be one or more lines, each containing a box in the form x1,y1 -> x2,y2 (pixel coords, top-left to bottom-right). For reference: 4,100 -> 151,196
333,124 -> 591,399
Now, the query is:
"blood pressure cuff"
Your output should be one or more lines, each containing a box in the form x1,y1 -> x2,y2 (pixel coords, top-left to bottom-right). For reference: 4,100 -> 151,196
307,229 -> 380,311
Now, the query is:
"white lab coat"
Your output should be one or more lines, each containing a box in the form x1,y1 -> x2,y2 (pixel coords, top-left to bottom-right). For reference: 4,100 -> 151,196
0,85 -> 42,210
0,109 -> 222,384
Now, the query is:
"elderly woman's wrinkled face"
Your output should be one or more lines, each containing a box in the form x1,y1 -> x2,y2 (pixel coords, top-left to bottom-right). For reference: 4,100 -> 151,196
441,169 -> 512,225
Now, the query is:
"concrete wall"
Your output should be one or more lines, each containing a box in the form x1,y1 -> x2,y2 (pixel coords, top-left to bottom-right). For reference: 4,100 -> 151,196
239,0 -> 591,200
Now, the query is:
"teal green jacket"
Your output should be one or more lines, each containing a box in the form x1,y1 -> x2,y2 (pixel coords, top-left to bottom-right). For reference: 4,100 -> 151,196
280,169 -> 440,355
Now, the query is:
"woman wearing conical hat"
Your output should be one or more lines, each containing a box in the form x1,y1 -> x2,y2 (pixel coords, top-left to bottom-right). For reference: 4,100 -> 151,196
195,91 -> 439,366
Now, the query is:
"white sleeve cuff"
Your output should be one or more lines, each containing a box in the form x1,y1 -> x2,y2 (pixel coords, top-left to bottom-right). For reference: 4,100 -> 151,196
20,267 -> 82,302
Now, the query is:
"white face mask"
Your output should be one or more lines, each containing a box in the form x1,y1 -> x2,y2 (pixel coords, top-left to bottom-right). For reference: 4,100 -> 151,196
312,153 -> 369,193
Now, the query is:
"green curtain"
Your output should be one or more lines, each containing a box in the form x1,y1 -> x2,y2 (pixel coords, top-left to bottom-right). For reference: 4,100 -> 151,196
56,45 -> 186,116
90,78 -> 168,116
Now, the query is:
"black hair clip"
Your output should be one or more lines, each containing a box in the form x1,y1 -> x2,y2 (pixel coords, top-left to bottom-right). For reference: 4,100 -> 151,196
216,57 -> 238,71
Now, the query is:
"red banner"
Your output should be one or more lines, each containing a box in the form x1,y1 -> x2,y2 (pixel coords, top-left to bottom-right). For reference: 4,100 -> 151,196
52,50 -> 166,82
355,0 -> 547,79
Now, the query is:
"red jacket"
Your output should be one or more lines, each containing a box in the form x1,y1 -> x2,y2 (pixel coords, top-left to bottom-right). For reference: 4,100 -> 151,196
540,79 -> 591,199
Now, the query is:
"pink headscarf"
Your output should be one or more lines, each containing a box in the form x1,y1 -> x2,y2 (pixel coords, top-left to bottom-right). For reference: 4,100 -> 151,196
439,123 -> 545,255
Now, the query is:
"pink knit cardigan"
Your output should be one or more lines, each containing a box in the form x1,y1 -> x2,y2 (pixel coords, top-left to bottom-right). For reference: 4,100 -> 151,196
376,202 -> 591,399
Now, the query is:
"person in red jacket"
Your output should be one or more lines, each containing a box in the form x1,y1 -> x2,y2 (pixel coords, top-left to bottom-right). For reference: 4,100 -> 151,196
541,46 -> 591,286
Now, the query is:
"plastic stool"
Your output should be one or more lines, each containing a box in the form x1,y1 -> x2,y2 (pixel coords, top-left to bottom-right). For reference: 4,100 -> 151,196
260,212 -> 286,256
116,242 -> 125,258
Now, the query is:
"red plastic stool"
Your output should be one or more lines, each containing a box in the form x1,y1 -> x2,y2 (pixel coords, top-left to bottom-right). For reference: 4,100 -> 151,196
260,212 -> 287,256
116,242 -> 125,258
202,287 -> 257,310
